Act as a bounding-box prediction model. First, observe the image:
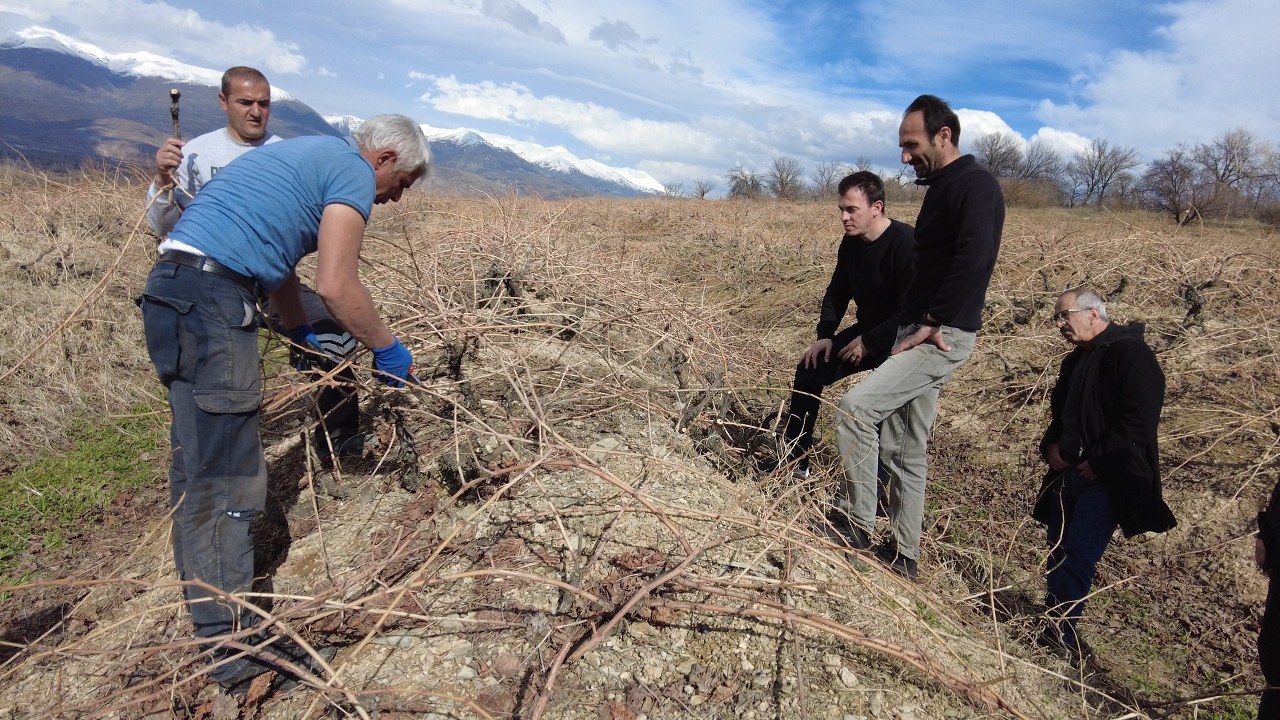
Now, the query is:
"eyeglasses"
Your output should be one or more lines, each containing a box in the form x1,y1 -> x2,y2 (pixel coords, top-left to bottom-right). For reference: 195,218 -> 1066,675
1051,308 -> 1088,323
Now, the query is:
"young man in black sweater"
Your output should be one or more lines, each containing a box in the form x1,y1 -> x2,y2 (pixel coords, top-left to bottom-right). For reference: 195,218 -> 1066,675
779,171 -> 914,478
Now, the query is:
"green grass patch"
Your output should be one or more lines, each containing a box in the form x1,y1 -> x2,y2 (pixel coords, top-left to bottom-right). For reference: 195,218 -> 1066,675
0,410 -> 166,586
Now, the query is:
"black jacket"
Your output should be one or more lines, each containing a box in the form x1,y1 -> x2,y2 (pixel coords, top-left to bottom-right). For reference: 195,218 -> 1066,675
815,219 -> 915,356
1034,323 -> 1177,537
902,155 -> 1003,332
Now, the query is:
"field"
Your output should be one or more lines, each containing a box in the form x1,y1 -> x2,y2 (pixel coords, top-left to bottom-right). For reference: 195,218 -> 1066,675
0,165 -> 1277,719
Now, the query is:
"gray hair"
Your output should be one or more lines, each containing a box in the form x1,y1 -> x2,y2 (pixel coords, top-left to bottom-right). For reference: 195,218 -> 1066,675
352,114 -> 433,182
1063,286 -> 1110,322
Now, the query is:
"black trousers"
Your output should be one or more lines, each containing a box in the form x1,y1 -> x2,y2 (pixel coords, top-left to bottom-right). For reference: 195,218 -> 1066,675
1262,571 -> 1280,719
781,324 -> 886,462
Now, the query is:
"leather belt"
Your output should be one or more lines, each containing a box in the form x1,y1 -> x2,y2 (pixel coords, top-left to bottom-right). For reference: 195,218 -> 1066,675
157,250 -> 258,293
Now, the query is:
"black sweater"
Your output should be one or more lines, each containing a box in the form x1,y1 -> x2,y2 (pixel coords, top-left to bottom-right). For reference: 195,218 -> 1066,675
902,155 -> 1003,332
815,219 -> 915,357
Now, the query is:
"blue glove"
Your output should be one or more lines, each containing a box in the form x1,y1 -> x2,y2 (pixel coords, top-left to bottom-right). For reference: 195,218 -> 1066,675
286,324 -> 322,371
372,337 -> 413,387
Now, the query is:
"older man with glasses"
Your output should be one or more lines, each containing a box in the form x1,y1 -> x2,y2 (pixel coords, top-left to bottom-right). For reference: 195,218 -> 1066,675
1032,286 -> 1177,663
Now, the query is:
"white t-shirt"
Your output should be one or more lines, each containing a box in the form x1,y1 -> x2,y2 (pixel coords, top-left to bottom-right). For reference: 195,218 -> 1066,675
145,128 -> 281,237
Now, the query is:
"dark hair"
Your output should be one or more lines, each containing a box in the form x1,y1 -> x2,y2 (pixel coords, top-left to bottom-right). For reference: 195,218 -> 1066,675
904,94 -> 961,146
221,66 -> 269,96
836,171 -> 885,208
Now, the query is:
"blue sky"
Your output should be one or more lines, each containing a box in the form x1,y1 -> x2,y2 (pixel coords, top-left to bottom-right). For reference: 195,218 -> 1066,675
2,0 -> 1278,190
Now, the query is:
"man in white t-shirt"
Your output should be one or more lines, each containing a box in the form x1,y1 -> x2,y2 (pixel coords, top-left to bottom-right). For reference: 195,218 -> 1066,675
146,66 -> 367,463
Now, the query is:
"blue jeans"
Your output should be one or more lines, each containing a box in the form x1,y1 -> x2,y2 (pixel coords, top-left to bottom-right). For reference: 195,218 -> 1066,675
1044,469 -> 1117,646
139,262 -> 267,681
834,325 -> 975,560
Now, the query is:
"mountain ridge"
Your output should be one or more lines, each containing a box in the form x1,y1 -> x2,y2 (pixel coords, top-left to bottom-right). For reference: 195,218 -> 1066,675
0,26 -> 661,197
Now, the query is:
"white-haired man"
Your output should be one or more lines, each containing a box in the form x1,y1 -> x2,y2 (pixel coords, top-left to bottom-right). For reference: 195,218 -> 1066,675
138,114 -> 430,692
1034,286 -> 1176,662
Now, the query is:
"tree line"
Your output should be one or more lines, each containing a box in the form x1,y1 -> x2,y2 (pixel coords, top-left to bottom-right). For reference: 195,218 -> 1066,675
666,128 -> 1280,226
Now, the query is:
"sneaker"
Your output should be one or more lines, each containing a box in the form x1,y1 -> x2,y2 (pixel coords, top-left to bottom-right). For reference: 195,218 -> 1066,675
792,466 -> 811,480
813,512 -> 871,551
218,640 -> 337,697
873,542 -> 919,581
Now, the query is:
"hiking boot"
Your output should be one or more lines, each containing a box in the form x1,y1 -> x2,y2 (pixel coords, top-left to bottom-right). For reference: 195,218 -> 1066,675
813,512 -> 871,552
217,639 -> 337,697
873,541 -> 919,581
792,465 -> 811,480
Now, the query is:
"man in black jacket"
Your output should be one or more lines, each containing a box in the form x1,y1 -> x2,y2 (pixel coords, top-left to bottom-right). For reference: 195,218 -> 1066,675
819,95 -> 1002,582
1034,287 -> 1176,661
779,171 -> 914,478
1258,478 -> 1280,717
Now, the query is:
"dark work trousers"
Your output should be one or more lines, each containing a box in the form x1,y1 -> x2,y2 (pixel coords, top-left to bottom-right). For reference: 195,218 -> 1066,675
139,262 -> 267,684
781,324 -> 886,467
1262,571 -> 1280,719
1044,468 -> 1118,648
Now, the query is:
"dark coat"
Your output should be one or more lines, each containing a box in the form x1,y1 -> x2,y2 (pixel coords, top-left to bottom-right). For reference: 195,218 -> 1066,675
1261,479 -> 1280,571
1034,322 -> 1177,537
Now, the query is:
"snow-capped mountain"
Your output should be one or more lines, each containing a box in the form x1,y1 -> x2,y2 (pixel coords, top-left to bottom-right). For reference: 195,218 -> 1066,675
0,24 -> 659,197
327,116 -> 663,196
1,26 -> 296,102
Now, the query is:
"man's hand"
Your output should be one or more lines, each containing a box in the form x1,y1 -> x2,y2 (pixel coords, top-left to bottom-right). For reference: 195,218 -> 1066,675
893,324 -> 951,355
1045,442 -> 1070,472
153,137 -> 184,189
286,324 -> 324,371
1259,536 -> 1270,575
372,337 -> 414,387
799,338 -> 833,369
837,336 -> 867,365
1077,460 -> 1096,480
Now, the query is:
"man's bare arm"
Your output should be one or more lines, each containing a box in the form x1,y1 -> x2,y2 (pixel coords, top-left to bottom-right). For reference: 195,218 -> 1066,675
313,204 -> 395,350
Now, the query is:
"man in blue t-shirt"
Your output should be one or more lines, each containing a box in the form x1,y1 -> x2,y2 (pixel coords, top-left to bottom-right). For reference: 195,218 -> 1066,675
146,66 -> 367,464
137,114 -> 430,694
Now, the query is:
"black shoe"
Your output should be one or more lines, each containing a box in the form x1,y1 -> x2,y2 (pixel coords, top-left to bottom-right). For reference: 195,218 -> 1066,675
814,512 -> 871,551
873,542 -> 919,581
318,432 -> 374,464
218,640 -> 337,697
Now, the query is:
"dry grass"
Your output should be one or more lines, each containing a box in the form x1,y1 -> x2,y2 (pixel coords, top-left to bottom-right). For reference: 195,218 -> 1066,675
0,168 -> 1277,719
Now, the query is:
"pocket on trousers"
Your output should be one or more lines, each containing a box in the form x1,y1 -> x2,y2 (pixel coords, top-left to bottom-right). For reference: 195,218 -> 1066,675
139,293 -> 196,385
192,287 -> 263,415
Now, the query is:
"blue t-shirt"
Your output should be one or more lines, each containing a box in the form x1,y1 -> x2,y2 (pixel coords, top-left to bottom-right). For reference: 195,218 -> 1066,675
169,135 -> 374,292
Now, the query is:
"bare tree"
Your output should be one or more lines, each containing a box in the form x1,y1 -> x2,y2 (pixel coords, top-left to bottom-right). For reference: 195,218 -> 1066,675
1194,127 -> 1260,189
692,177 -> 716,199
1142,145 -> 1213,223
1192,127 -> 1262,218
726,164 -> 764,199
1066,138 -> 1140,206
809,161 -> 849,199
972,132 -> 1023,177
663,181 -> 687,198
854,156 -> 874,172
1016,141 -> 1064,182
764,156 -> 806,200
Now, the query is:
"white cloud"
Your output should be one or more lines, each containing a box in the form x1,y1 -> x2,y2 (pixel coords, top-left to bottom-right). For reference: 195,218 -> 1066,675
420,75 -> 717,157
1035,0 -> 1280,155
317,66 -> 336,78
